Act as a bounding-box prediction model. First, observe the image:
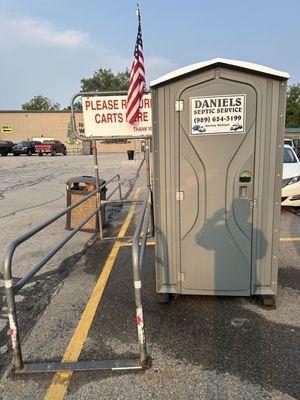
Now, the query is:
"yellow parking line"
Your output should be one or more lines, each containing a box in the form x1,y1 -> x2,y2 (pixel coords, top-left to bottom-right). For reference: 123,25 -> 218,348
44,188 -> 141,400
116,241 -> 155,248
280,237 -> 300,241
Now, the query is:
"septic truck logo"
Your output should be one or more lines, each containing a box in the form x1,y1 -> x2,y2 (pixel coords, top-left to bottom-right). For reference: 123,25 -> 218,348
191,94 -> 245,135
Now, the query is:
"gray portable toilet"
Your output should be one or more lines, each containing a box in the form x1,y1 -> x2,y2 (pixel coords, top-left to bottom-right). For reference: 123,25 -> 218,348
150,58 -> 289,303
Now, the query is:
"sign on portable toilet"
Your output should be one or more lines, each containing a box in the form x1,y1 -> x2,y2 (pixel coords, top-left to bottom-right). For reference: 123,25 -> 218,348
150,58 -> 289,304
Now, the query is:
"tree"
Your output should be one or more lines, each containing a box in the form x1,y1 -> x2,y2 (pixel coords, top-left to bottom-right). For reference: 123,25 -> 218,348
73,101 -> 83,110
66,116 -> 79,144
64,101 -> 82,111
81,68 -> 130,92
22,95 -> 60,111
286,84 -> 300,127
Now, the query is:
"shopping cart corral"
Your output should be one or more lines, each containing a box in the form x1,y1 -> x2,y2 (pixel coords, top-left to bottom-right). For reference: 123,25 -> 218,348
3,175 -> 154,373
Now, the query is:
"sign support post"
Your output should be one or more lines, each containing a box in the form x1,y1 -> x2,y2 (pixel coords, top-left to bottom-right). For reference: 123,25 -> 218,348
92,139 -> 104,239
145,138 -> 154,236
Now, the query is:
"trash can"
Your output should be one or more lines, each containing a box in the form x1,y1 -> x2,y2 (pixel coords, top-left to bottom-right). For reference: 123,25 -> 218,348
127,150 -> 134,160
82,140 -> 93,155
66,176 -> 106,232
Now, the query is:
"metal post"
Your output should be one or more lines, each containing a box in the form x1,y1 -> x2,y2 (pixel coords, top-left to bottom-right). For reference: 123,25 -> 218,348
92,139 -> 103,238
145,138 -> 155,237
133,269 -> 147,365
132,200 -> 149,366
3,272 -> 23,371
145,139 -> 151,190
117,174 -> 122,200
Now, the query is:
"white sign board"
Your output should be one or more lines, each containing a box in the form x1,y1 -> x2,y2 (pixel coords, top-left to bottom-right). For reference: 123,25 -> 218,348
82,94 -> 152,137
191,94 -> 246,135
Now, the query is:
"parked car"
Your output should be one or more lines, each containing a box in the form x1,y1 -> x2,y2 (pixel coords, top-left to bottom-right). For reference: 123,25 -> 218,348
284,138 -> 300,157
230,123 -> 243,131
192,124 -> 206,133
12,140 -> 41,156
0,140 -> 14,156
281,145 -> 300,207
35,140 -> 67,156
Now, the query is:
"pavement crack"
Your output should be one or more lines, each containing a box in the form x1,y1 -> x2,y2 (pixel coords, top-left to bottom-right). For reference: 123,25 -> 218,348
0,192 -> 65,219
3,174 -> 54,192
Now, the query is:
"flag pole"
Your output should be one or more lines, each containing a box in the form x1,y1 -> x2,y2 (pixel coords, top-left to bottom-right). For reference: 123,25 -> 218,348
134,4 -> 153,233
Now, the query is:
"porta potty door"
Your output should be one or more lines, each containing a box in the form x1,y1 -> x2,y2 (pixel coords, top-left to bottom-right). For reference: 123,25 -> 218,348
179,78 -> 257,295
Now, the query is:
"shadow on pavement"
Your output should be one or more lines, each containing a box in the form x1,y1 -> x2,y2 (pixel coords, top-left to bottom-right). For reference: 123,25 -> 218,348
59,246 -> 300,399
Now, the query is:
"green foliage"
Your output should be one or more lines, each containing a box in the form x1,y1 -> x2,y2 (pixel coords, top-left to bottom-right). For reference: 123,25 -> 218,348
66,116 -> 79,145
22,95 -> 60,111
63,101 -> 83,111
286,84 -> 300,128
81,68 -> 130,92
73,101 -> 83,110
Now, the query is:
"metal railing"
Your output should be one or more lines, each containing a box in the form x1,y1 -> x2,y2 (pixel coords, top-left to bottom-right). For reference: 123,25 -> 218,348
3,175 -> 120,372
2,179 -> 153,373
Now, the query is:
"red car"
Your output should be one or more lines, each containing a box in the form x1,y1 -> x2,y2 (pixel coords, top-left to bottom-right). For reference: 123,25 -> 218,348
35,140 -> 67,156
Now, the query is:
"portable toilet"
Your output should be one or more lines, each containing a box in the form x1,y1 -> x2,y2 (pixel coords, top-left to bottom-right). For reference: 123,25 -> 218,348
150,58 -> 289,303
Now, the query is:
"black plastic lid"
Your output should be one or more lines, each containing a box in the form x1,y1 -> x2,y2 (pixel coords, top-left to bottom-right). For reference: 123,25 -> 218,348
66,176 -> 106,186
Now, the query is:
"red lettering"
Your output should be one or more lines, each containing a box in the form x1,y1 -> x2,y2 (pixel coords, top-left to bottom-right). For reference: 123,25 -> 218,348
85,100 -> 91,110
136,111 -> 148,122
112,113 -> 118,122
121,99 -> 127,109
143,98 -> 150,108
107,99 -> 116,110
95,112 -> 125,124
134,126 -> 148,132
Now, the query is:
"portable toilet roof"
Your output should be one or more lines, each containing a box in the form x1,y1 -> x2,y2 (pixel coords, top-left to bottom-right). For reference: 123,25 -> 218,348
150,57 -> 290,87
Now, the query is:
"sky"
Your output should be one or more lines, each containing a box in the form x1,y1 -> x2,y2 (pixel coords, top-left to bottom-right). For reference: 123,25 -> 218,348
0,0 -> 299,109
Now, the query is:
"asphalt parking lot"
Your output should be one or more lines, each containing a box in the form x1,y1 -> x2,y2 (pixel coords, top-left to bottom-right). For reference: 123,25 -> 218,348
0,154 -> 299,400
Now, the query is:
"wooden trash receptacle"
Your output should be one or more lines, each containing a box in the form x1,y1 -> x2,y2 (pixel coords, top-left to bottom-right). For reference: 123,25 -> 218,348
66,176 -> 106,232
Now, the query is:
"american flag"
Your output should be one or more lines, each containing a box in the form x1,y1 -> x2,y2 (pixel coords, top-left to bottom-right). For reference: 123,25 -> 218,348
126,5 -> 146,125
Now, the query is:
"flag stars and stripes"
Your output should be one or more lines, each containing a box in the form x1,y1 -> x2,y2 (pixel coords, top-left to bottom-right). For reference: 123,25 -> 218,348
126,7 -> 146,125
